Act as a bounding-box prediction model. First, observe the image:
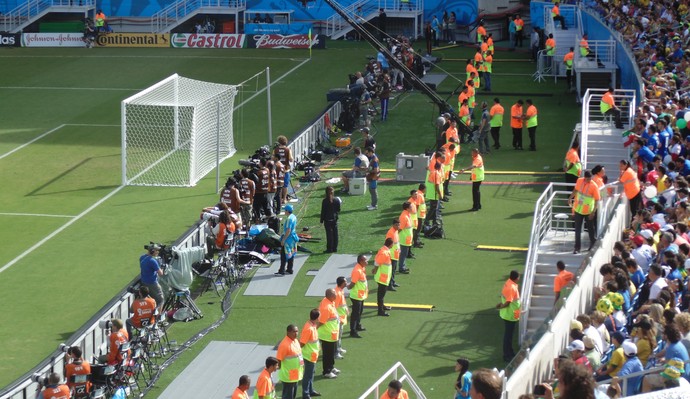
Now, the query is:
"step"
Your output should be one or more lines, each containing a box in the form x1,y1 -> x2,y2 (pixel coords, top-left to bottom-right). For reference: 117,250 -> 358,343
530,294 -> 555,307
532,284 -> 555,296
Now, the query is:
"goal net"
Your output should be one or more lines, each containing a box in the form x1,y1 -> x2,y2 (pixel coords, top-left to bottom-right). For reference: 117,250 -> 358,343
122,73 -> 239,187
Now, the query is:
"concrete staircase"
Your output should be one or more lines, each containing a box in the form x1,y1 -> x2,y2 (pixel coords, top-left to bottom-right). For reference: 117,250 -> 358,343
2,0 -> 95,33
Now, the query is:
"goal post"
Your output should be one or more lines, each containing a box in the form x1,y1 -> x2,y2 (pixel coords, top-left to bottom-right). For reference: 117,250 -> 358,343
121,73 -> 239,187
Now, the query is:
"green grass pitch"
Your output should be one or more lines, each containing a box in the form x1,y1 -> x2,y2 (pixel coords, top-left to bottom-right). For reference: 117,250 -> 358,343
0,41 -> 581,397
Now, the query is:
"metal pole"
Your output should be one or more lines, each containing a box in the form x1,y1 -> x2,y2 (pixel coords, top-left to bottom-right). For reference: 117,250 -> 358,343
216,101 -> 221,193
266,67 -> 273,145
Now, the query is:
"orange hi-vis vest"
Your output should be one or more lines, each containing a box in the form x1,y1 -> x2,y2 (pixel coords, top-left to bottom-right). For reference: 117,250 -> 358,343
374,246 -> 392,286
573,177 -> 600,215
511,104 -> 523,128
317,297 -> 339,342
620,167 -> 640,199
334,286 -> 348,325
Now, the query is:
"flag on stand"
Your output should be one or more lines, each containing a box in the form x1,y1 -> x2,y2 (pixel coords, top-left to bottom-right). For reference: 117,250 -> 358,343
308,28 -> 312,58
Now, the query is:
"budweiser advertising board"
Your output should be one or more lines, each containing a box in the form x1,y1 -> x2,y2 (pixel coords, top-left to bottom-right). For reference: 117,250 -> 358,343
171,33 -> 245,49
247,34 -> 326,49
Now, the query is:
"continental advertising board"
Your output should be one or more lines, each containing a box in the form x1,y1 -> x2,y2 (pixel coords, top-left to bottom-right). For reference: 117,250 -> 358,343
247,34 -> 326,49
96,33 -> 170,48
171,33 -> 245,49
21,33 -> 85,47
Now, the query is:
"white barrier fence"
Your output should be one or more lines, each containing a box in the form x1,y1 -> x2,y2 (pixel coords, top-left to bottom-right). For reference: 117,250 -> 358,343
0,101 -> 336,399
505,199 -> 629,398
358,362 -> 426,399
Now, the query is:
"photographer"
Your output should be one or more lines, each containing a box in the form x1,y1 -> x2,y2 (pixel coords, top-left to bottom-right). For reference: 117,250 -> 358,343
98,319 -> 129,366
220,177 -> 248,218
139,244 -> 165,313
36,372 -> 70,399
127,286 -> 157,337
273,135 -> 293,205
239,169 -> 256,230
273,154 -> 285,213
213,210 -> 237,251
253,158 -> 272,222
65,347 -> 91,395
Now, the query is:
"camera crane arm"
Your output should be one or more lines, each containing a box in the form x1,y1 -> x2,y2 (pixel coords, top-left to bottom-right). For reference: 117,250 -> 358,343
322,0 -> 470,137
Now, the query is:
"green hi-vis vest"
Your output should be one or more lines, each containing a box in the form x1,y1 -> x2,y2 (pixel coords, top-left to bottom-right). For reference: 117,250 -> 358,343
375,263 -> 392,286
302,335 -> 320,363
472,165 -> 485,182
317,311 -> 339,342
278,349 -> 304,383
574,182 -> 597,215
600,100 -> 612,114
500,297 -> 521,321
490,112 -> 503,127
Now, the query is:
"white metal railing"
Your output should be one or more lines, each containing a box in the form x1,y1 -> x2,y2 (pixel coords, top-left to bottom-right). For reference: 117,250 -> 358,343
598,360 -> 690,399
579,5 -> 645,102
325,0 -> 423,39
580,88 -> 636,169
2,0 -> 95,32
0,224 -> 204,399
0,101 -> 338,399
575,37 -> 616,66
506,199 -> 629,398
357,362 -> 426,399
151,0 -> 246,33
519,180 -> 621,345
287,101 -> 341,166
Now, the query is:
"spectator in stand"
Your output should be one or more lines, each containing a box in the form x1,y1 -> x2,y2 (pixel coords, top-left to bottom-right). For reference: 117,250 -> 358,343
617,341 -> 644,396
542,358 -> 597,399
596,331 -> 626,380
566,340 -> 593,372
583,336 -> 602,371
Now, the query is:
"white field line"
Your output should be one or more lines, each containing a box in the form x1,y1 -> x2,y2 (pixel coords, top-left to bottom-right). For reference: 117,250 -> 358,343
0,212 -> 76,218
0,124 -> 66,160
0,58 -> 311,275
0,86 -> 139,91
0,55 -> 307,61
0,187 -> 124,274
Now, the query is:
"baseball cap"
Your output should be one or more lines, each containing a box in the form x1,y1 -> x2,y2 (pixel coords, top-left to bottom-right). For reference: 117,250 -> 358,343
360,127 -> 370,133
639,229 -> 654,239
567,340 -> 585,352
632,235 -> 644,246
622,340 -> 637,356
583,336 -> 596,350
570,320 -> 583,331
284,204 -> 294,213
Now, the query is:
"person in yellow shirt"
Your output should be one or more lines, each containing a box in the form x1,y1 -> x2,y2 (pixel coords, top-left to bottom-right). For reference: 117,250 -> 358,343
231,375 -> 251,399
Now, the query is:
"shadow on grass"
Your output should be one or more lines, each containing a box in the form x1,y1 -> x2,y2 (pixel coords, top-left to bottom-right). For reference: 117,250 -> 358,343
26,154 -> 119,197
114,193 -> 212,206
406,308 -> 505,369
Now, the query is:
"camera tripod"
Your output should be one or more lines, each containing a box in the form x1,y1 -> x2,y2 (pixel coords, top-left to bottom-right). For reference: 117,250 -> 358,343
162,289 -> 203,321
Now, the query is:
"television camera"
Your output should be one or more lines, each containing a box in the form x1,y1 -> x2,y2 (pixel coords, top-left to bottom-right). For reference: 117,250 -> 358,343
145,242 -> 174,268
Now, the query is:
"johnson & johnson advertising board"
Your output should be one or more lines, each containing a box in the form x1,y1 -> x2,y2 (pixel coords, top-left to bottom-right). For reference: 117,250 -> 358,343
171,33 -> 245,49
22,33 -> 85,47
96,33 -> 170,48
247,34 -> 326,49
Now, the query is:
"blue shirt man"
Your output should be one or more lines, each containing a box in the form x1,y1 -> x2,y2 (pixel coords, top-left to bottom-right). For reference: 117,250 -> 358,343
637,144 -> 655,164
618,342 -> 643,397
140,251 -> 161,285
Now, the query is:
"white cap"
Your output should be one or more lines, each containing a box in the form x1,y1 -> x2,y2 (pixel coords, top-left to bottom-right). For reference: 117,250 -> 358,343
639,229 -> 654,239
623,340 -> 637,356
567,340 -> 585,352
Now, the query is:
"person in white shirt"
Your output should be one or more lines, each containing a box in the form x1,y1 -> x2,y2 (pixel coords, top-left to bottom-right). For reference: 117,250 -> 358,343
648,264 -> 668,302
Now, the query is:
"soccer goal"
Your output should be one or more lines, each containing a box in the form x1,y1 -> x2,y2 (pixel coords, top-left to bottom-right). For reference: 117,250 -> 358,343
122,74 -> 239,187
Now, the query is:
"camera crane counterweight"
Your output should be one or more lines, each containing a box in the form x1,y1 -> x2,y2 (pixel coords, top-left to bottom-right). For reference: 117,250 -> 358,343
322,0 -> 471,139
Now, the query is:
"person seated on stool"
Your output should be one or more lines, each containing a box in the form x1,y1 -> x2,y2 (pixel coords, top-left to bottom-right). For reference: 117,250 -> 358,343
97,319 -> 129,365
126,286 -> 157,338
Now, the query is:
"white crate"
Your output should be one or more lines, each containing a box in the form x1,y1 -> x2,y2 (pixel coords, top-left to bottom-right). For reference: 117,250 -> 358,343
349,178 -> 367,195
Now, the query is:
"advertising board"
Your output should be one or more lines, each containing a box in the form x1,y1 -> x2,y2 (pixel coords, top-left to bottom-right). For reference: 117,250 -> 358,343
96,33 -> 170,48
21,33 -> 85,47
246,34 -> 325,49
0,32 -> 20,47
170,33 -> 245,49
